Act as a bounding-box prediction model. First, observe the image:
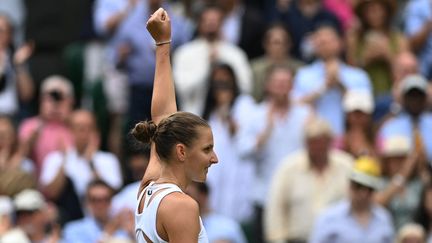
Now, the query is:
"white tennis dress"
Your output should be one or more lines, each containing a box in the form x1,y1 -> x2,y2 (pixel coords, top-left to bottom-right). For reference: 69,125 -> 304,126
135,182 -> 208,243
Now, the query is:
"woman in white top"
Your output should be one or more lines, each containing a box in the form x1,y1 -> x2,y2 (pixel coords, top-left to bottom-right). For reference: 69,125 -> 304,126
133,8 -> 218,243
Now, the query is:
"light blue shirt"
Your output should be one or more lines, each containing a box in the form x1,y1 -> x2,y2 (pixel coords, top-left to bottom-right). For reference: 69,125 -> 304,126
94,0 -> 192,85
293,61 -> 372,136
237,102 -> 311,205
62,217 -> 129,243
405,0 -> 432,78
203,213 -> 247,243
310,200 -> 394,243
378,111 -> 432,163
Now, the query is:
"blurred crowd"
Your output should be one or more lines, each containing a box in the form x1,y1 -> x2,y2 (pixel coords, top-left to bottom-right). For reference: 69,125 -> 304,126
1,0 -> 432,242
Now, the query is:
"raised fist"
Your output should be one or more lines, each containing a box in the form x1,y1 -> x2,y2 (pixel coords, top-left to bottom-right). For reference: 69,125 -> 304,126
146,8 -> 171,43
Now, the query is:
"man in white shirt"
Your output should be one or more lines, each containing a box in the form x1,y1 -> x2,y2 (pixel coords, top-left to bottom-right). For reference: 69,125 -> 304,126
173,5 -> 252,115
40,109 -> 122,223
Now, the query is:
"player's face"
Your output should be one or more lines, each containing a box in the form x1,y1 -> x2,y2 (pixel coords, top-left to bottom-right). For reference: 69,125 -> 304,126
185,126 -> 218,182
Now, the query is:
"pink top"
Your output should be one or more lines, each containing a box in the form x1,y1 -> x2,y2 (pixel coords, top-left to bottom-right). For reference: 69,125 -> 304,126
324,0 -> 355,31
19,117 -> 73,176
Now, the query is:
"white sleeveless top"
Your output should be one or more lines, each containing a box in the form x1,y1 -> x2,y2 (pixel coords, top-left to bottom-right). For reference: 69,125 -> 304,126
135,182 -> 209,243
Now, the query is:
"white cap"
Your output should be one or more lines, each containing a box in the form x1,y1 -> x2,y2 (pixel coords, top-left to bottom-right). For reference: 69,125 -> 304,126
14,189 -> 46,211
401,74 -> 428,94
41,75 -> 74,97
381,136 -> 411,157
0,196 -> 13,216
343,90 -> 374,114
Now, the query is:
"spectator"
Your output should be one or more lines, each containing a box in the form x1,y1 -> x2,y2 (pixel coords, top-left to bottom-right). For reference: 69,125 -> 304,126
237,64 -> 312,242
0,14 -> 34,120
14,189 -> 61,243
378,74 -> 432,175
0,196 -> 30,242
173,4 -> 252,115
375,136 -> 423,230
346,0 -> 408,97
396,223 -> 426,243
293,24 -> 372,136
264,118 -> 354,243
374,51 -> 419,122
98,0 -> 191,127
40,109 -> 123,224
18,75 -> 74,175
217,0 -> 266,59
250,23 -> 304,102
337,90 -> 376,158
269,0 -> 342,62
0,115 -> 36,197
310,156 -> 395,243
62,180 -> 133,243
187,182 -> 247,243
404,0 -> 432,80
202,62 -> 256,223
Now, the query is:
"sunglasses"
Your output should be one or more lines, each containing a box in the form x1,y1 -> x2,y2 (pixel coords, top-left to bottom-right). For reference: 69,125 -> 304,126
88,196 -> 111,203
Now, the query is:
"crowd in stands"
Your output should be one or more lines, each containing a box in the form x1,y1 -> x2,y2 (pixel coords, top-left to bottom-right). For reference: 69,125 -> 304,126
1,0 -> 432,242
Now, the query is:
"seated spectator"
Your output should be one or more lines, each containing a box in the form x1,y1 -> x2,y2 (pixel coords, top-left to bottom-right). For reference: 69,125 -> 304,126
0,115 -> 36,197
173,4 -> 252,115
396,223 -> 426,243
293,24 -> 372,137
14,189 -> 61,243
63,180 -> 133,243
346,0 -> 408,97
337,90 -> 376,158
375,136 -> 423,230
0,196 -> 30,242
250,23 -> 304,102
264,118 -> 354,243
19,75 -> 74,175
40,109 -> 123,224
187,181 -> 247,243
310,156 -> 395,243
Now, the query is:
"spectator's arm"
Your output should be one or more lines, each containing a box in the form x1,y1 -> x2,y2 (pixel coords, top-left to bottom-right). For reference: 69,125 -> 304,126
408,21 -> 432,53
40,152 -> 68,200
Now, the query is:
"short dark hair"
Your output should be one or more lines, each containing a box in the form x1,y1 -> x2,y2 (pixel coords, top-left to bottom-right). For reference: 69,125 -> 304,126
86,179 -> 115,198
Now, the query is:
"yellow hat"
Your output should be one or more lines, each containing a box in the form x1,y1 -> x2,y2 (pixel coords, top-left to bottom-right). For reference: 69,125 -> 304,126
350,156 -> 381,189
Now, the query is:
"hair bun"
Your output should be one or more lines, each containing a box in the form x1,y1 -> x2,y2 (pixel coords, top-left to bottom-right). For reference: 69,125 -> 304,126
132,121 -> 157,144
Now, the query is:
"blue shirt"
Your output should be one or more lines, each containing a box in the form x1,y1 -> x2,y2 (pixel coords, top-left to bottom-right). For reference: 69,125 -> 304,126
62,217 -> 129,243
94,0 -> 192,85
405,0 -> 432,79
203,213 -> 247,243
310,200 -> 394,243
378,111 -> 432,163
293,61 -> 372,136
